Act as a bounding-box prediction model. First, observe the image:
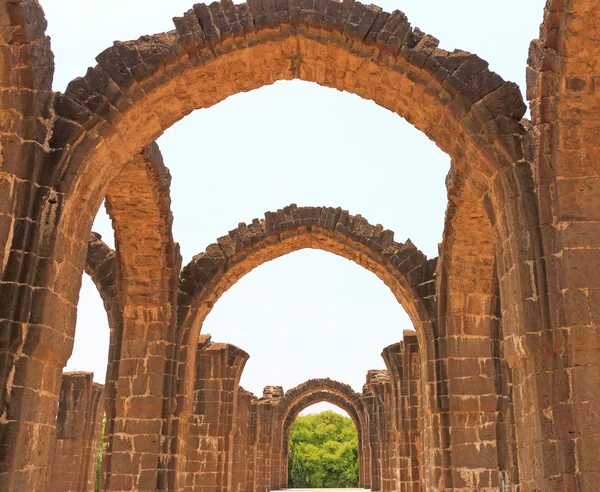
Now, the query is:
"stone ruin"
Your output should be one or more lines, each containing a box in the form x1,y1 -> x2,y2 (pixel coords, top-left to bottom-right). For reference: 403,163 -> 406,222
50,332 -> 420,492
1,0 -> 600,490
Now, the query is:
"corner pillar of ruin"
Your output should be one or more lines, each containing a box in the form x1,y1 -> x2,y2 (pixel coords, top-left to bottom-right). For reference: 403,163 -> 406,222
184,336 -> 248,491
50,372 -> 105,492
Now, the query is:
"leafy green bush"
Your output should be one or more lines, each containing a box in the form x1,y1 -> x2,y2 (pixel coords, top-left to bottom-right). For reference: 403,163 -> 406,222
288,410 -> 359,488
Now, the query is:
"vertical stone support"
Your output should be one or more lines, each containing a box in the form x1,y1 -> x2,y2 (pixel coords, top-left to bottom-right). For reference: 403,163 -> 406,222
360,425 -> 372,490
434,171 -> 520,490
100,146 -> 180,492
402,334 -> 421,491
50,372 -> 105,492
0,4 -> 63,489
382,342 -> 403,490
376,376 -> 396,492
383,332 -> 423,492
268,386 -> 290,491
255,387 -> 281,492
363,389 -> 380,491
363,370 -> 392,492
184,336 -> 248,492
231,388 -> 258,491
526,2 -> 600,489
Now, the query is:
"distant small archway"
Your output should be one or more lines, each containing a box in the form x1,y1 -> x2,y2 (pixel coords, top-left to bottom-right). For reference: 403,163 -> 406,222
275,378 -> 369,490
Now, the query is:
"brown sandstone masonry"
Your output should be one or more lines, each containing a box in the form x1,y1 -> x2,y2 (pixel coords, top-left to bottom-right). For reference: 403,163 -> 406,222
382,332 -> 421,492
183,335 -> 248,492
2,0 -> 600,490
50,372 -> 105,492
231,387 -> 258,492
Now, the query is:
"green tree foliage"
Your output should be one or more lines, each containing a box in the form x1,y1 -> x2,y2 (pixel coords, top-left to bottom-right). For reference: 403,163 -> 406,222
288,410 -> 359,488
95,415 -> 105,492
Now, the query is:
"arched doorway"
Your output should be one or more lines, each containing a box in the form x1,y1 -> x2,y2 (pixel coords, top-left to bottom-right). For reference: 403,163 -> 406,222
275,379 -> 369,490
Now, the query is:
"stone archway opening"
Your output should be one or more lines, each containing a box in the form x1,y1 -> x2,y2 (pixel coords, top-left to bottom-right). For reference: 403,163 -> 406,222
285,405 -> 362,490
64,274 -> 110,381
274,378 -> 371,491
201,248 -> 413,398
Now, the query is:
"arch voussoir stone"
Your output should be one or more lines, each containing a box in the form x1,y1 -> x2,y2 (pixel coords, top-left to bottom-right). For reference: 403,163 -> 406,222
49,0 -> 529,207
178,204 -> 434,335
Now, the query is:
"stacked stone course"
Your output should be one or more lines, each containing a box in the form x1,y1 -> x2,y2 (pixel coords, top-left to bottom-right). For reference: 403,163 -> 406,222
50,372 -> 105,492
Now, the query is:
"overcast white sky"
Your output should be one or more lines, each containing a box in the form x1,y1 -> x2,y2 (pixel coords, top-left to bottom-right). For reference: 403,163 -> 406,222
44,0 -> 545,414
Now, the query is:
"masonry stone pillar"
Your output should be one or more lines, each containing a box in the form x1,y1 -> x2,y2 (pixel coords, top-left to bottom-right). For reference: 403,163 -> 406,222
184,336 -> 248,492
402,334 -> 421,491
359,425 -> 372,490
50,372 -> 105,492
231,387 -> 258,491
255,386 -> 281,492
376,377 -> 396,492
382,332 -> 421,492
525,4 -> 600,489
382,342 -> 404,491
362,370 -> 390,492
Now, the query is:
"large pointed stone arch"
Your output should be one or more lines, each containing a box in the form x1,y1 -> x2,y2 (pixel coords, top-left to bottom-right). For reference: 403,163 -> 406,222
40,12 -> 542,489
178,204 -> 435,347
175,204 -> 434,488
46,1 -> 533,339
176,204 -> 435,406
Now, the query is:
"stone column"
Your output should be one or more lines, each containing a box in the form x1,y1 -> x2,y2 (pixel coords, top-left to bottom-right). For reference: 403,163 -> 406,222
363,370 -> 392,492
231,387 -> 258,491
528,6 -> 600,488
359,424 -> 372,490
402,333 -> 421,491
184,336 -> 248,492
382,342 -> 403,491
50,372 -> 105,492
376,378 -> 396,492
255,386 -> 282,492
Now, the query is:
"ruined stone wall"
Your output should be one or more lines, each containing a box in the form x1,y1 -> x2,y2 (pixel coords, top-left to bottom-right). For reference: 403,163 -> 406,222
382,333 -> 421,492
212,366 -> 427,492
183,336 -> 248,492
255,389 -> 281,492
231,387 -> 258,491
4,0 -> 600,490
50,372 -> 104,492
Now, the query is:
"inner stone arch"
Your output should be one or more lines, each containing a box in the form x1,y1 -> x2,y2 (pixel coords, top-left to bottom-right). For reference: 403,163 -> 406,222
176,204 -> 436,406
203,248 -> 412,395
276,378 -> 369,490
